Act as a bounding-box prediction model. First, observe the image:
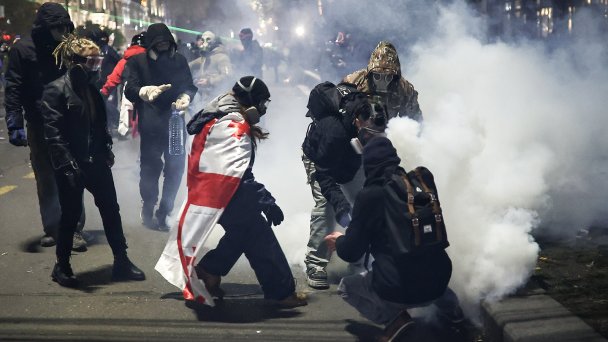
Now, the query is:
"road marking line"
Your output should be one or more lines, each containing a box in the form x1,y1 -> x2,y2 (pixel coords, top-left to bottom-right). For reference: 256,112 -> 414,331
23,172 -> 35,179
0,186 -> 17,196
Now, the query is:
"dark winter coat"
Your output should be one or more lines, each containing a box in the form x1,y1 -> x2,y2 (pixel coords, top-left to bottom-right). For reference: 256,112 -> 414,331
4,3 -> 71,130
305,112 -> 360,218
124,25 -> 196,135
41,71 -> 113,170
335,137 -> 452,304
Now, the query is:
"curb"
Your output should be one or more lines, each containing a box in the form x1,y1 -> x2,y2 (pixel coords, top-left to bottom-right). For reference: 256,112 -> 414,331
481,292 -> 607,342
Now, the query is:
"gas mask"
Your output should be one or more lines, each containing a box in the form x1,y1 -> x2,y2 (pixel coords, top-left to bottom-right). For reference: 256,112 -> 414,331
369,72 -> 397,94
244,98 -> 270,125
350,102 -> 388,154
200,31 -> 216,53
149,41 -> 174,61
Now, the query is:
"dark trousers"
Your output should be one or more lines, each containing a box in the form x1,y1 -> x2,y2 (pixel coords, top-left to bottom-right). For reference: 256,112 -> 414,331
139,132 -> 185,215
200,211 -> 295,301
27,120 -> 85,237
55,158 -> 127,259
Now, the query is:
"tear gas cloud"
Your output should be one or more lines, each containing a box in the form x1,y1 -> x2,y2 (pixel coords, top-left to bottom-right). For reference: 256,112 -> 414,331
255,0 -> 608,314
112,0 -> 608,316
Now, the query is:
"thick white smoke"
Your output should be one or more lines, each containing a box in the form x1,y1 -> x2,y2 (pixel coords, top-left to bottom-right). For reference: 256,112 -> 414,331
253,0 -> 608,316
111,0 -> 608,318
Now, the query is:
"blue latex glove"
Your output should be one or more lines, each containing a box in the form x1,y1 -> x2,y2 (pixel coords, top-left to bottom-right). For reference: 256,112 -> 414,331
337,212 -> 352,228
8,129 -> 28,146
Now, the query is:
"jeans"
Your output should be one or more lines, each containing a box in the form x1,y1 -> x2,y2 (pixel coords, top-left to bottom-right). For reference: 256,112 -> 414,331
55,158 -> 127,259
302,153 -> 364,270
27,120 -> 85,237
200,209 -> 295,301
139,131 -> 185,216
338,270 -> 462,325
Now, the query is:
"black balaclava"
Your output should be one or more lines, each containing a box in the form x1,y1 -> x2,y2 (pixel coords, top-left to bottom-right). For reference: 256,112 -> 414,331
239,28 -> 253,48
145,23 -> 176,61
31,2 -> 74,51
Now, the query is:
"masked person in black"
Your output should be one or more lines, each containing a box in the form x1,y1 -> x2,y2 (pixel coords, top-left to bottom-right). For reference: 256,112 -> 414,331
324,136 -> 464,341
124,23 -> 197,231
302,90 -> 387,290
236,28 -> 263,78
4,2 -> 87,250
40,35 -> 145,288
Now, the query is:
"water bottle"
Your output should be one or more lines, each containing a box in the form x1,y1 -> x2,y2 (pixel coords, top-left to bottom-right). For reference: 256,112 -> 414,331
168,109 -> 185,155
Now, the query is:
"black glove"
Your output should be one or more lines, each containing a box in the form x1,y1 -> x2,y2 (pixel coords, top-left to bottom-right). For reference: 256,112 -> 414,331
107,149 -> 115,168
8,128 -> 28,146
263,203 -> 284,226
59,162 -> 84,189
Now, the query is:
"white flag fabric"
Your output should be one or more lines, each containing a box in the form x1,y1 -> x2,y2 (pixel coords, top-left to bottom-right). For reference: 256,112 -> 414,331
155,112 -> 252,306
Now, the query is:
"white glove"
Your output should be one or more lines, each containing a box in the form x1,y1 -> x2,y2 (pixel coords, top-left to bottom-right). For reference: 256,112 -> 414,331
172,93 -> 191,111
138,84 -> 172,102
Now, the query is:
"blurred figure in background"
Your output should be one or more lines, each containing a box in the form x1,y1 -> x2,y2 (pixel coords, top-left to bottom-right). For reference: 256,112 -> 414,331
236,28 -> 263,78
82,26 -> 121,134
4,2 -> 87,250
125,23 -> 197,231
188,31 -> 232,106
101,32 -> 146,138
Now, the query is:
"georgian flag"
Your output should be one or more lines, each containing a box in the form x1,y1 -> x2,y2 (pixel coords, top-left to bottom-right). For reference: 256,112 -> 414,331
155,112 -> 251,306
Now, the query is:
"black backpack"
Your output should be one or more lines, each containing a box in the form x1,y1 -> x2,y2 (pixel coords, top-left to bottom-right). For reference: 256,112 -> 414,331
384,167 -> 450,257
302,81 -> 359,162
305,81 -> 358,121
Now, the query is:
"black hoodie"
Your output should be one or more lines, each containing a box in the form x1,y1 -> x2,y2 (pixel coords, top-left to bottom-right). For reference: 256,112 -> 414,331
124,23 -> 196,135
4,2 -> 73,130
335,137 -> 452,304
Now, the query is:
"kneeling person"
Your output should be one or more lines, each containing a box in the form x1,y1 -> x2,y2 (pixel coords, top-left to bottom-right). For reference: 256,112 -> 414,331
325,136 -> 463,341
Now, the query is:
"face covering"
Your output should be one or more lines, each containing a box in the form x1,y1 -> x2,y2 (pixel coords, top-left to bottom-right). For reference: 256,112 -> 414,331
70,64 -> 99,89
50,26 -> 68,42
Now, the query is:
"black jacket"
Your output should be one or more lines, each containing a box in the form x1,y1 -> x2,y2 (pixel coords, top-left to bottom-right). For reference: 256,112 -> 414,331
335,138 -> 452,304
4,3 -> 71,130
304,114 -> 360,218
41,71 -> 113,170
124,24 -> 197,136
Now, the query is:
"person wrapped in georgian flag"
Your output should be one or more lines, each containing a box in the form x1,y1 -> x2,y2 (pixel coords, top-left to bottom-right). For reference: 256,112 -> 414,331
155,76 -> 307,308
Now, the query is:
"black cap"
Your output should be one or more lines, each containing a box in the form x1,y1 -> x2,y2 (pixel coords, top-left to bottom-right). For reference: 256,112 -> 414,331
232,76 -> 270,107
131,32 -> 146,47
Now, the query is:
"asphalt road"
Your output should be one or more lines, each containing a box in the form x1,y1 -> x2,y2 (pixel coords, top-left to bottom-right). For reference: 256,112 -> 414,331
0,89 -> 472,341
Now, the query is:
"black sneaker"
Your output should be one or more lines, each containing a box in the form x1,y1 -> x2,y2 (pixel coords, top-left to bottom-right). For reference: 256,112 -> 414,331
51,262 -> 78,288
40,234 -> 56,247
112,256 -> 146,281
72,232 -> 88,252
306,267 -> 329,289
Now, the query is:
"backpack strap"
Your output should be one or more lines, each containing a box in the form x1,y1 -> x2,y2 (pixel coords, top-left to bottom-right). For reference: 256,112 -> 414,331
399,173 -> 421,247
414,167 -> 444,242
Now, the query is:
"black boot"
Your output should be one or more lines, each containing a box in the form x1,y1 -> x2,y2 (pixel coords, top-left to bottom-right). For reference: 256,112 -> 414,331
141,202 -> 157,229
51,260 -> 78,288
112,254 -> 146,281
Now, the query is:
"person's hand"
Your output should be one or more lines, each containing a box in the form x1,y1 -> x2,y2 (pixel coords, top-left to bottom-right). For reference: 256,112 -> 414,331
8,128 -> 27,146
172,93 -> 191,111
139,84 -> 172,102
324,231 -> 344,252
196,78 -> 209,87
107,150 -> 115,168
263,203 -> 284,226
